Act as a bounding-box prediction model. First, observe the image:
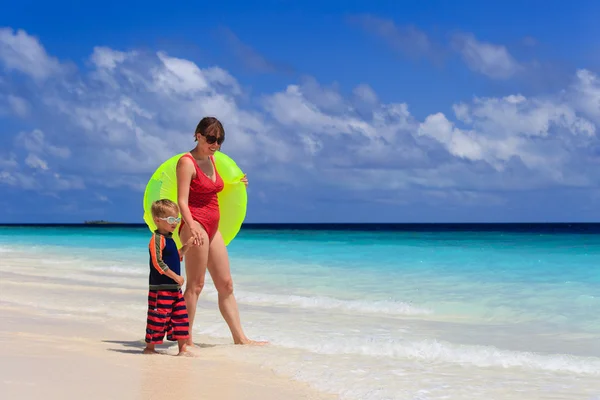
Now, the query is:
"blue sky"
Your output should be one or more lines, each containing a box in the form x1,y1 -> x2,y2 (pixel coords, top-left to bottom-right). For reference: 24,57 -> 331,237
2,0 -> 600,223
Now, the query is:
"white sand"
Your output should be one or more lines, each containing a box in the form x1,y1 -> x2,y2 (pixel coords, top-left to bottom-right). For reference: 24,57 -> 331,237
0,305 -> 335,400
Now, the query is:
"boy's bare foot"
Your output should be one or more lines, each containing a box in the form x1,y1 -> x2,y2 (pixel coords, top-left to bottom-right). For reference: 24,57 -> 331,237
176,350 -> 196,357
143,347 -> 158,355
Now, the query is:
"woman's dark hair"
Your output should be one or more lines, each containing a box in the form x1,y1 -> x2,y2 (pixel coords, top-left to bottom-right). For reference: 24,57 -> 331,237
194,117 -> 225,142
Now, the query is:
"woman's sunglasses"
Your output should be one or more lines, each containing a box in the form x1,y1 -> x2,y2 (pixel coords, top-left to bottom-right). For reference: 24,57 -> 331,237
158,216 -> 181,224
204,134 -> 225,145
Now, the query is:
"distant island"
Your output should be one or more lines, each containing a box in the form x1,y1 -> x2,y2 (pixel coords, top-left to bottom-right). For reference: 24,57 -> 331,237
84,220 -> 124,225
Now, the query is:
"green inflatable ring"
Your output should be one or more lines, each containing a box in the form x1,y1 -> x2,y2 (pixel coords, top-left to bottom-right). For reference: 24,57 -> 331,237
143,151 -> 247,247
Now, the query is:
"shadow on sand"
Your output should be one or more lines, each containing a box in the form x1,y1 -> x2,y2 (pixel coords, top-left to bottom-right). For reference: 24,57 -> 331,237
103,339 -> 217,355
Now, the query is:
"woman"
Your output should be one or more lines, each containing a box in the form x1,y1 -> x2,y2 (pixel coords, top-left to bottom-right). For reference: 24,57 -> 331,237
176,116 -> 265,346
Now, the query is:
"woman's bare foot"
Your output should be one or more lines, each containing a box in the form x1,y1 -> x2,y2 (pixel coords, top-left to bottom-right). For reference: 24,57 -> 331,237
234,338 -> 269,346
178,340 -> 203,355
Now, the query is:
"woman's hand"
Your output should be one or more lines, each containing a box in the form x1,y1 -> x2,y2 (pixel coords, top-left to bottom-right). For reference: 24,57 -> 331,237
190,224 -> 204,246
241,174 -> 248,187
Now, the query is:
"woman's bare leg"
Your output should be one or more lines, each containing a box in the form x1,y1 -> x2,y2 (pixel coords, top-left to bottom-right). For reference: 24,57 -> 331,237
207,231 -> 267,345
180,221 -> 210,347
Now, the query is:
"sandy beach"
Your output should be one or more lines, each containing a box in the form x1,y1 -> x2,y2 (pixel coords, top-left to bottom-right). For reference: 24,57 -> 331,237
0,307 -> 334,400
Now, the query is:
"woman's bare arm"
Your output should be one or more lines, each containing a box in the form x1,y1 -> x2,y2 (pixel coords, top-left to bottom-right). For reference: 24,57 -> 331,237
176,156 -> 196,228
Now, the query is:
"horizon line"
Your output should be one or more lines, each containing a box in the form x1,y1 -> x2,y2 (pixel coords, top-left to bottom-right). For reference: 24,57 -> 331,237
2,222 -> 600,226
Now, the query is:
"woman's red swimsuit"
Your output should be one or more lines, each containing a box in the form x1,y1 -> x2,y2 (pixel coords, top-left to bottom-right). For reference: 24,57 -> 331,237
179,153 -> 224,240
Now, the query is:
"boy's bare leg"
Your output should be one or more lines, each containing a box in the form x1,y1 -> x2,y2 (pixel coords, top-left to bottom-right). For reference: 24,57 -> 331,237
143,344 -> 158,354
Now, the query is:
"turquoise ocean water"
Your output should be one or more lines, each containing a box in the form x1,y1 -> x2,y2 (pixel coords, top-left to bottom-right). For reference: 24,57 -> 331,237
1,224 -> 600,399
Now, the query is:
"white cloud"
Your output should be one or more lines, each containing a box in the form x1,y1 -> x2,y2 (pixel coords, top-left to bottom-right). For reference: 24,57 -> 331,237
452,33 -> 521,79
16,129 -> 71,159
0,153 -> 18,169
351,17 -> 524,80
569,69 -> 600,123
152,51 -> 213,94
0,27 -> 600,205
263,84 -> 376,139
0,94 -> 29,117
348,15 -> 441,63
418,113 -> 485,161
7,95 -> 29,116
420,91 -> 596,184
0,170 -> 36,189
90,47 -> 130,70
353,84 -> 378,105
25,153 -> 48,170
0,27 -> 63,80
0,129 -> 81,192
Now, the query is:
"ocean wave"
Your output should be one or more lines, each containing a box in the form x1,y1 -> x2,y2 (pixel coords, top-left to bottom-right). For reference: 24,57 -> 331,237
204,288 -> 433,316
83,265 -> 146,277
271,335 -> 600,375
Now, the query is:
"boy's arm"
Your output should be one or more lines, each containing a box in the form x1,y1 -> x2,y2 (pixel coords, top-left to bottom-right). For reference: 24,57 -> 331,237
178,241 -> 193,261
150,234 -> 179,280
163,267 -> 182,282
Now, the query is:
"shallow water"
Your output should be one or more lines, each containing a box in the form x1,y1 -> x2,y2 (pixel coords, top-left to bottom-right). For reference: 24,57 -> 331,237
1,226 -> 599,399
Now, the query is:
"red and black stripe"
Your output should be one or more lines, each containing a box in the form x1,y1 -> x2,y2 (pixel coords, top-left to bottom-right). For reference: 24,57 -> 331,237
144,289 -> 190,344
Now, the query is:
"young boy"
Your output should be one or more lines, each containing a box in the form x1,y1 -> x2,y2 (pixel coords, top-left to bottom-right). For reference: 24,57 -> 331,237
144,199 -> 196,356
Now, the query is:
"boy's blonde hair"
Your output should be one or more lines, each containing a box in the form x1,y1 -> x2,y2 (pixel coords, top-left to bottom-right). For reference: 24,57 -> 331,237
151,199 -> 179,218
